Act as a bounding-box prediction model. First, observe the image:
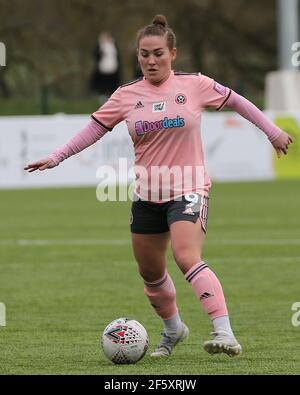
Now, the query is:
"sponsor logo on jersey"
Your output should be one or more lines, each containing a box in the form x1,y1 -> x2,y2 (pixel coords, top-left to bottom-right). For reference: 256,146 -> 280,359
213,82 -> 227,96
134,101 -> 144,109
175,94 -> 187,105
135,116 -> 185,136
152,102 -> 166,113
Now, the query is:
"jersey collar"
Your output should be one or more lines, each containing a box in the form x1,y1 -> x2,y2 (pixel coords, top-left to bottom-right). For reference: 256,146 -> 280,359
143,70 -> 174,89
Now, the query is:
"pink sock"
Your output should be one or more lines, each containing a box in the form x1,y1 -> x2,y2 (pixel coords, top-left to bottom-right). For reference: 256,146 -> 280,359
185,262 -> 228,319
144,272 -> 178,320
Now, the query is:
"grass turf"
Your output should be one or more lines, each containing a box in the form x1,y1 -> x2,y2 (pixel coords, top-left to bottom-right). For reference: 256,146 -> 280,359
0,180 -> 299,375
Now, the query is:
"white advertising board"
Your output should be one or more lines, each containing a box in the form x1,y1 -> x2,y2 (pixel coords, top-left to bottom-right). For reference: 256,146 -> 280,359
0,112 -> 274,189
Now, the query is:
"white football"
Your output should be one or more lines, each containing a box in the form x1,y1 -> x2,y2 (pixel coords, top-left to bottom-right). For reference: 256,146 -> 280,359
101,317 -> 149,364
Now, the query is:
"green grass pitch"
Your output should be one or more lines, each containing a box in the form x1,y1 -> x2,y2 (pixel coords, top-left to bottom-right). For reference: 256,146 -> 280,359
0,180 -> 299,375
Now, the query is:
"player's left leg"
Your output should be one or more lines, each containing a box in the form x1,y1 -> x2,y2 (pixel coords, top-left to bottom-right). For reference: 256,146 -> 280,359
170,218 -> 241,357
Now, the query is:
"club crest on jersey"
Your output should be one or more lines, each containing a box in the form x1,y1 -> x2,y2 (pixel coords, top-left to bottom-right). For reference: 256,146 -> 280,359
175,94 -> 187,105
152,102 -> 166,113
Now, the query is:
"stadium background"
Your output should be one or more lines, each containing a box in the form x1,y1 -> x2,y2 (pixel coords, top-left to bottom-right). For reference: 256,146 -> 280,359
0,0 -> 300,375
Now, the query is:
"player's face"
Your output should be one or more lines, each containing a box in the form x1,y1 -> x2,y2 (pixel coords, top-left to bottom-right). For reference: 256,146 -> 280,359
138,35 -> 176,85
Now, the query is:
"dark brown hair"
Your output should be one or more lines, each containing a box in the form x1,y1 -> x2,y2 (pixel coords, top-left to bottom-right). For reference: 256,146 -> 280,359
136,14 -> 176,50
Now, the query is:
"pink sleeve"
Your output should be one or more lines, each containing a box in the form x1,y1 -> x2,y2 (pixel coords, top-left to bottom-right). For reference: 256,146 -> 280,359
224,91 -> 282,143
49,119 -> 108,165
198,75 -> 231,110
92,87 -> 124,130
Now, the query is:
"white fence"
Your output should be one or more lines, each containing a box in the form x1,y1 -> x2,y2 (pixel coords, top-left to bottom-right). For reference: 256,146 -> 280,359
0,112 -> 274,189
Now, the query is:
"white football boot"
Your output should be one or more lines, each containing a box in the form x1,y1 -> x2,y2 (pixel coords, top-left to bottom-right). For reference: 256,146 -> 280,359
150,323 -> 189,357
203,330 -> 242,357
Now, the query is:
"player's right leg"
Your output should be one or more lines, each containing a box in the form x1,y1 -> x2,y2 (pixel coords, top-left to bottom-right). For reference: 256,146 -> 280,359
131,232 -> 189,357
130,199 -> 188,357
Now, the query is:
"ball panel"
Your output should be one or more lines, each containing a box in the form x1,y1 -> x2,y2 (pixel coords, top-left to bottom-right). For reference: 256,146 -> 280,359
101,317 -> 149,364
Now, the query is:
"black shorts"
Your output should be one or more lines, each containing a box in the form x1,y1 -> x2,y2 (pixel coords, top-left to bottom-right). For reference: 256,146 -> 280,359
130,193 -> 209,234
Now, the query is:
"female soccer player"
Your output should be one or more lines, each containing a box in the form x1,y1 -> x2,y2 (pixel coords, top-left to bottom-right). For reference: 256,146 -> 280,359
24,15 -> 293,358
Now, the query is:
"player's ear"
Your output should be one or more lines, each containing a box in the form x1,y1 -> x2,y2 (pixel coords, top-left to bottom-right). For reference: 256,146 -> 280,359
171,47 -> 177,61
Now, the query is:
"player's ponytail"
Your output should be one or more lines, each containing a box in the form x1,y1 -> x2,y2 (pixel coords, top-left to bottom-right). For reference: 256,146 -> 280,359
136,14 -> 176,50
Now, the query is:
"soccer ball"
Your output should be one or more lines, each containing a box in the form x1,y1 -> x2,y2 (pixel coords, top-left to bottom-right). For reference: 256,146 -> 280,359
101,317 -> 149,364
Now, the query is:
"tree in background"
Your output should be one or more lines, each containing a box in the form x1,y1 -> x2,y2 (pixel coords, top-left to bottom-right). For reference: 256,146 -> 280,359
0,0 -> 283,106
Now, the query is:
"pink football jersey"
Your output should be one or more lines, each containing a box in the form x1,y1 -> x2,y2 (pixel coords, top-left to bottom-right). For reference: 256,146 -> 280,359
92,71 -> 231,202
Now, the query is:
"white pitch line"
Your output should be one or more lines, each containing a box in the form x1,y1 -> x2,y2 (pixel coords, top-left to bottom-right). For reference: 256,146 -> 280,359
1,257 -> 300,269
208,239 -> 300,245
1,238 -> 300,247
207,256 -> 300,263
0,239 -> 131,246
210,219 -> 300,226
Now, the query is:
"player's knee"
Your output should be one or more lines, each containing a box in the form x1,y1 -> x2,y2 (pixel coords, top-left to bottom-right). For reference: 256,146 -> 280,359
173,248 -> 201,274
138,266 -> 164,283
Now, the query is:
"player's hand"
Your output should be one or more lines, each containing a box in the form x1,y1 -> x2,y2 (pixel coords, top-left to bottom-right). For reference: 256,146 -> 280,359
24,157 -> 57,173
272,132 -> 293,158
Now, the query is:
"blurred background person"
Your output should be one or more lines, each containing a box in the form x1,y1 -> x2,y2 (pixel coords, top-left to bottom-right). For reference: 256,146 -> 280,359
89,32 -> 122,103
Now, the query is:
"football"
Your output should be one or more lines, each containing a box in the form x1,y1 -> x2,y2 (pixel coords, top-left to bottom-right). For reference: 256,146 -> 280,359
101,317 -> 149,364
